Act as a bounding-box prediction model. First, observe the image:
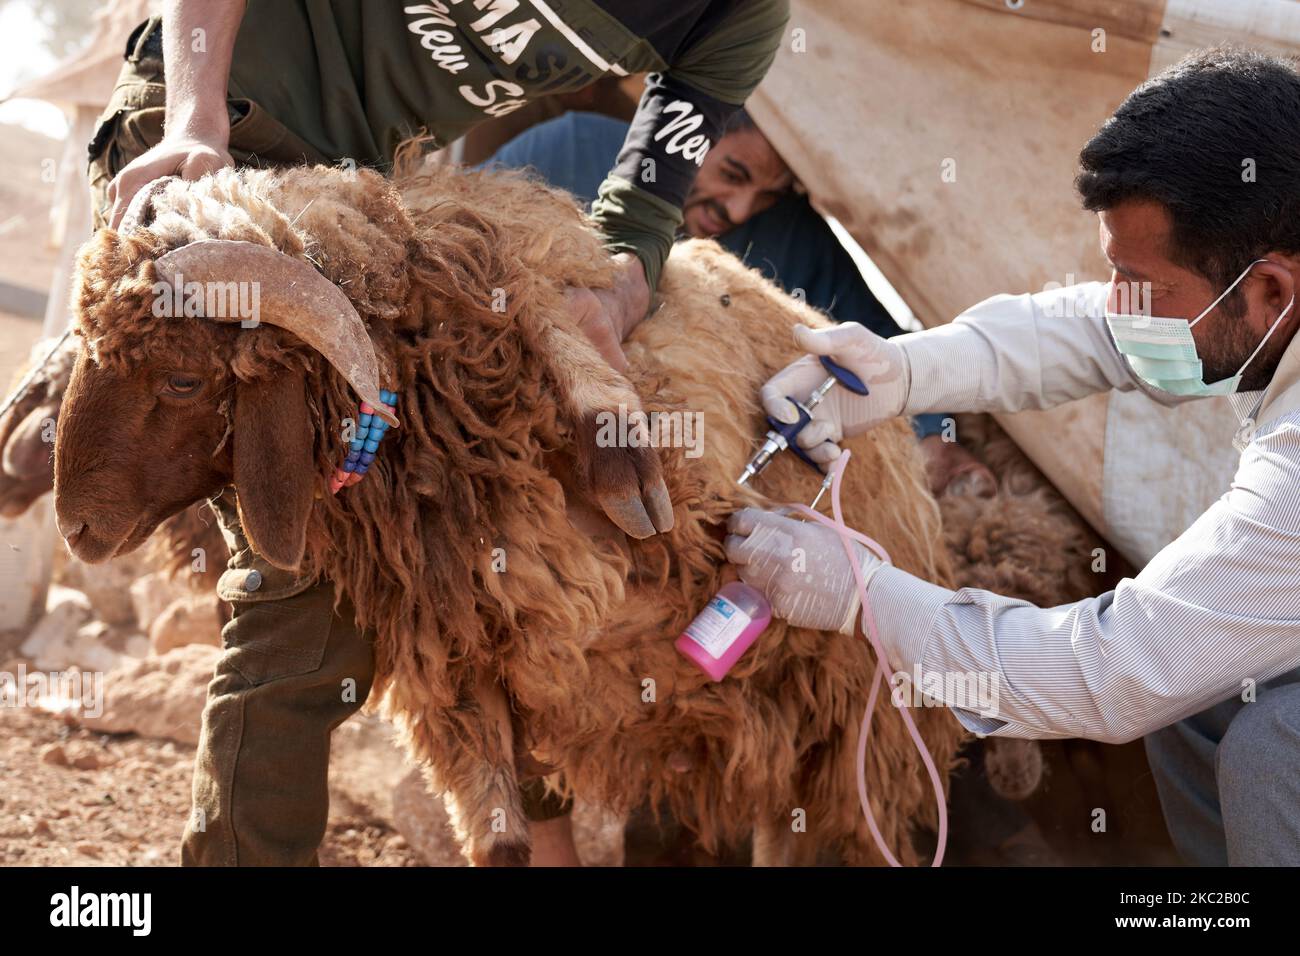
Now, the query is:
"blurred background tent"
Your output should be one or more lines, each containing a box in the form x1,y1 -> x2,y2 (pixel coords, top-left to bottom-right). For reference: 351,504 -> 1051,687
0,0 -> 152,628
7,0 -> 153,339
749,0 -> 1300,567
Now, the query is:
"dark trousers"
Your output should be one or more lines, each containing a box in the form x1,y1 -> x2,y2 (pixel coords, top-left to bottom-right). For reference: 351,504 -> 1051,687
181,578 -> 375,865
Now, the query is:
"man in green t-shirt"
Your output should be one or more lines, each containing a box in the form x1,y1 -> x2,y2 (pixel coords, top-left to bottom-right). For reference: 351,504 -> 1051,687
86,0 -> 789,866
103,0 -> 788,368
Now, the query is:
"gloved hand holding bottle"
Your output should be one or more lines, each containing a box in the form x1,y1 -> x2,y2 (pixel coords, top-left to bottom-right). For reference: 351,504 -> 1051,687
723,506 -> 884,634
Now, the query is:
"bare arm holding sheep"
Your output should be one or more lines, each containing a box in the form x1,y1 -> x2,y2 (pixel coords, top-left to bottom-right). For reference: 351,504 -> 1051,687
107,0 -> 244,229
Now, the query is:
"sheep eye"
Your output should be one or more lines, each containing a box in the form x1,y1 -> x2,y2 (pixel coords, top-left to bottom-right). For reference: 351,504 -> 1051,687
164,374 -> 203,397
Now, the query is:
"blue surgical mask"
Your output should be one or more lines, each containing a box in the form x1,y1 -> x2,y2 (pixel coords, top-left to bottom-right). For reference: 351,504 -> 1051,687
1105,259 -> 1295,397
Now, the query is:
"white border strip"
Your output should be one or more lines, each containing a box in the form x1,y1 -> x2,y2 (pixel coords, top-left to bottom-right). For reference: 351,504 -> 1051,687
528,0 -> 629,75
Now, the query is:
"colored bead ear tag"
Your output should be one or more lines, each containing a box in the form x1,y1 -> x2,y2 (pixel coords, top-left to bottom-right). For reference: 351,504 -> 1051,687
330,389 -> 398,494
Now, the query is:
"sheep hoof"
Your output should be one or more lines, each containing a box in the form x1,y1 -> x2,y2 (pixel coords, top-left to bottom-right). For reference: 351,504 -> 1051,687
591,452 -> 674,539
983,738 -> 1045,801
601,488 -> 671,539
574,406 -> 675,538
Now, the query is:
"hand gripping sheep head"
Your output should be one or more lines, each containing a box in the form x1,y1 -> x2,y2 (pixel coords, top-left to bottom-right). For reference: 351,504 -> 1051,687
54,175 -> 399,571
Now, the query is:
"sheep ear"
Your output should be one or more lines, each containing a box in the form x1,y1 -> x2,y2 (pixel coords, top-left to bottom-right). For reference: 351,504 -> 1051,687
233,370 -> 315,571
2,403 -> 57,481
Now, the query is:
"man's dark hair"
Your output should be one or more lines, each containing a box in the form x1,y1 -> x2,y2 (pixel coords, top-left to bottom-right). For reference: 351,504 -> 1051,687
1076,47 -> 1300,307
723,107 -> 756,136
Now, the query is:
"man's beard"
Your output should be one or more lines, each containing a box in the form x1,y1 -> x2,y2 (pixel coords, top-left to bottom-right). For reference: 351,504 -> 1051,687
1201,307 -> 1292,391
683,196 -> 733,237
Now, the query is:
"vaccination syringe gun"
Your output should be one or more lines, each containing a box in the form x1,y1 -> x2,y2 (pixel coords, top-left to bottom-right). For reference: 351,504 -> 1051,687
736,355 -> 870,506
680,354 -> 867,683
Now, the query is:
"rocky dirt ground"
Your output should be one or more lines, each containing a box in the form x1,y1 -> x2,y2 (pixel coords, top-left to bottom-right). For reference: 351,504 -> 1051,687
0,638 -> 625,867
0,703 -> 197,867
0,704 -> 430,867
0,613 -> 623,868
0,698 -> 426,867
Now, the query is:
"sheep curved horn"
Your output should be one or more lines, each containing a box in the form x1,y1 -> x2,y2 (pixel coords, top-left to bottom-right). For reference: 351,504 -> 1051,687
119,175 -> 177,234
152,239 -> 398,427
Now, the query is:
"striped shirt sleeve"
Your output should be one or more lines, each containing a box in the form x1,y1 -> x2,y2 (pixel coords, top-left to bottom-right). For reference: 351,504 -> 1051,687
897,281 -> 1195,415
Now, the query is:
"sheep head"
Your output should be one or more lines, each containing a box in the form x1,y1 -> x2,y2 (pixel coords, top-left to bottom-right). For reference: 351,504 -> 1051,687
56,203 -> 396,570
55,314 -> 239,565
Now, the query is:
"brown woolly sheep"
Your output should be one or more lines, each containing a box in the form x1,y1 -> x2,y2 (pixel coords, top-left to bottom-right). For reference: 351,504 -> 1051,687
0,336 -> 74,518
54,160 -> 965,865
940,413 -> 1131,610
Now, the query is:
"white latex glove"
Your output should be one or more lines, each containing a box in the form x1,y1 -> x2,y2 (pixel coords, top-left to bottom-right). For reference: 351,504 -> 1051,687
760,323 -> 910,464
725,507 -> 884,635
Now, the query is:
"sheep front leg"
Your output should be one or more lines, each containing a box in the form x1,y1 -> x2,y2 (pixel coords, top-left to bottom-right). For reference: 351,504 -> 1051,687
432,670 -> 532,867
536,320 -> 674,540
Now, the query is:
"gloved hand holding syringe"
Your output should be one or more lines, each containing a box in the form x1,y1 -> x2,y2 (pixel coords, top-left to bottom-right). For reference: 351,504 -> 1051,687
736,353 -> 871,494
679,350 -> 874,685
680,342 -> 877,684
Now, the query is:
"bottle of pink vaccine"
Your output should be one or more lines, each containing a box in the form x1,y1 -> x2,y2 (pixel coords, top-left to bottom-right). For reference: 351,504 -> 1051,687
675,581 -> 772,681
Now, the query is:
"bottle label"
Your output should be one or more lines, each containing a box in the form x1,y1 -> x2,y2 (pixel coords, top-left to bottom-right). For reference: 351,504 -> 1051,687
683,595 -> 753,659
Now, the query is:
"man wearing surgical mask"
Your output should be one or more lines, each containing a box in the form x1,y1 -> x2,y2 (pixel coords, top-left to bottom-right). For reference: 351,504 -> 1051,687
726,47 -> 1300,865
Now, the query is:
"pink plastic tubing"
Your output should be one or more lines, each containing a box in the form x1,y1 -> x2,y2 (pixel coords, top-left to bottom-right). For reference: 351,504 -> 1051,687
788,449 -> 949,867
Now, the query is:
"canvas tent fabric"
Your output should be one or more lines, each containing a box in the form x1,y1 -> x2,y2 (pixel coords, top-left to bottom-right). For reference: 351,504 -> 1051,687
0,0 -> 153,629
748,0 -> 1300,567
